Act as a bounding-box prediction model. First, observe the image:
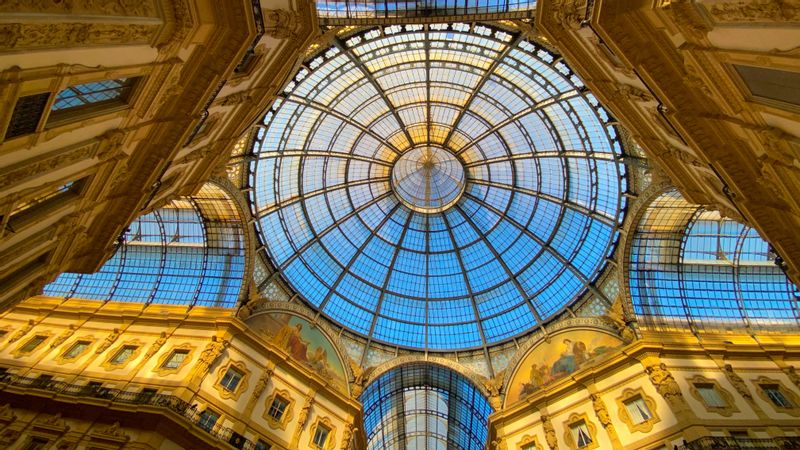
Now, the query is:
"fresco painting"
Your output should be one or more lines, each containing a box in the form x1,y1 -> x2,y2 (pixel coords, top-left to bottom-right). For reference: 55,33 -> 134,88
506,329 -> 624,404
246,312 -> 347,394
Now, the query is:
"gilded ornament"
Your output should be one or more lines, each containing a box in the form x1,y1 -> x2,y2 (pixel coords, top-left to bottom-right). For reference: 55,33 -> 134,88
50,325 -> 76,349
709,0 -> 800,23
8,319 -> 34,344
195,335 -> 228,376
542,415 -> 558,450
722,364 -> 753,401
95,328 -> 121,354
646,363 -> 685,407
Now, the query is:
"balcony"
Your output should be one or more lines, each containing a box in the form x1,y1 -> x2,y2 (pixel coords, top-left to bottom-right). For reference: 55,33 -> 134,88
0,372 -> 263,450
677,436 -> 800,450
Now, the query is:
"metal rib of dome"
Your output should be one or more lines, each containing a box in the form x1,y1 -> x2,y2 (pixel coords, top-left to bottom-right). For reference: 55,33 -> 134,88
249,23 -> 627,351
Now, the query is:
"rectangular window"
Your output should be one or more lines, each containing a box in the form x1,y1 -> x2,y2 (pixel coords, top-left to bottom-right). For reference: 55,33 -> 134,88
24,437 -> 49,450
3,179 -> 86,235
521,444 -> 537,450
695,384 -> 727,408
198,409 -> 219,432
761,385 -> 793,408
162,349 -> 189,369
313,424 -> 330,448
255,440 -> 272,450
624,396 -> 652,424
19,335 -> 47,353
268,396 -> 289,420
220,367 -> 244,392
62,341 -> 90,359
734,65 -> 800,109
109,345 -> 138,365
4,92 -> 50,140
47,77 -> 138,127
569,421 -> 593,448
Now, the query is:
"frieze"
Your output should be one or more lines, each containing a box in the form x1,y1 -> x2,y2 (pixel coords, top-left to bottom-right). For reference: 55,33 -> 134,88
0,23 -> 159,51
708,0 -> 800,23
264,9 -> 300,39
0,0 -> 156,16
0,142 -> 99,191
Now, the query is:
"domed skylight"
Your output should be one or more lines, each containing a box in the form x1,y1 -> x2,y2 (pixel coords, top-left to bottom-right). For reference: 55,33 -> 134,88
249,23 -> 627,351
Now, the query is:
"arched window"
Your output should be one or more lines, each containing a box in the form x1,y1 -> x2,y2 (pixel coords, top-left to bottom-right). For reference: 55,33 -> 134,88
629,190 -> 799,331
44,183 -> 246,307
361,363 -> 492,450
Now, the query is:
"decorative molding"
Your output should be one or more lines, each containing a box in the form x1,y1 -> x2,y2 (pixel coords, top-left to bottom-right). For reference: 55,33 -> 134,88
591,394 -> 620,445
707,0 -> 800,23
722,364 -> 754,402
614,388 -> 660,434
252,365 -> 275,400
143,331 -> 168,360
212,359 -> 250,401
263,9 -> 301,39
687,374 -> 739,417
11,332 -> 52,358
263,389 -> 295,431
541,415 -> 558,450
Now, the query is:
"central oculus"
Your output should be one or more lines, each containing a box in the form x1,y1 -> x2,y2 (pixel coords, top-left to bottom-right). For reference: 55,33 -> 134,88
391,146 -> 466,214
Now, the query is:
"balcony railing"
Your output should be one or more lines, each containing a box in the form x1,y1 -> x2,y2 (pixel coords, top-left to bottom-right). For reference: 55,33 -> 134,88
677,436 -> 800,450
0,373 -> 263,450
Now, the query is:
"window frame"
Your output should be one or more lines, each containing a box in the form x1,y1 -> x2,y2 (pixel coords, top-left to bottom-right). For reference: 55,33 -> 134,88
197,409 -> 220,432
309,416 -> 335,450
616,387 -> 660,433
213,360 -> 250,400
16,335 -> 49,355
59,339 -> 93,361
687,375 -> 739,417
752,377 -> 800,417
46,77 -> 141,129
563,413 -> 598,450
153,344 -> 195,376
264,389 -> 294,430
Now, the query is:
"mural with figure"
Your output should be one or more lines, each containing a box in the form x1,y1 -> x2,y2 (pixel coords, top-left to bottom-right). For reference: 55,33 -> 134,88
506,329 -> 624,405
246,312 -> 348,394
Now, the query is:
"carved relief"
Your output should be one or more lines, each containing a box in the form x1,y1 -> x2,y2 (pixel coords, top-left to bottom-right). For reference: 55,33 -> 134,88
0,0 -> 157,16
293,393 -> 316,444
264,9 -> 300,39
785,366 -> 800,388
483,371 -> 505,410
252,367 -> 275,400
646,363 -> 686,408
95,328 -> 121,354
722,364 -> 753,401
708,0 -> 800,23
143,332 -> 168,360
541,415 -> 558,450
93,421 -> 129,441
7,319 -> 35,344
0,23 -> 158,51
194,335 -> 228,377
0,144 -> 97,191
549,0 -> 589,30
0,429 -> 20,446
616,83 -> 654,103
340,423 -> 354,450
50,325 -> 76,349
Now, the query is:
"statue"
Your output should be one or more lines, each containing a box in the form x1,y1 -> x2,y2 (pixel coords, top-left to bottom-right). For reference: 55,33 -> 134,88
95,328 -> 120,354
51,325 -> 76,348
646,363 -> 684,406
591,394 -> 612,428
349,359 -> 374,398
252,368 -> 274,399
786,366 -> 800,388
483,373 -> 504,409
723,364 -> 752,401
542,415 -> 558,450
8,319 -> 35,344
144,332 -> 167,360
195,336 -> 228,376
340,423 -> 353,450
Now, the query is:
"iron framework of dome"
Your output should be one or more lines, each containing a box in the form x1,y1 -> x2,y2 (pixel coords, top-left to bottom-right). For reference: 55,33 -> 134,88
249,23 -> 628,351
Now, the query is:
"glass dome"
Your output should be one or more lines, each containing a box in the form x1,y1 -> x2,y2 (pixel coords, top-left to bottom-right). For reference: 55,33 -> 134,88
249,23 -> 627,351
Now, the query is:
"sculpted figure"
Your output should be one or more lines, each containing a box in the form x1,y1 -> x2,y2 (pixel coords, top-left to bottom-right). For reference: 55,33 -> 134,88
8,319 -> 35,344
195,336 -> 228,376
542,415 -> 558,450
95,328 -> 120,354
723,364 -> 752,400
